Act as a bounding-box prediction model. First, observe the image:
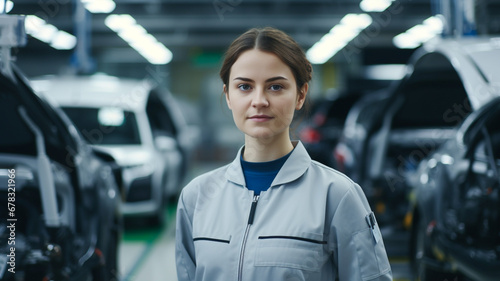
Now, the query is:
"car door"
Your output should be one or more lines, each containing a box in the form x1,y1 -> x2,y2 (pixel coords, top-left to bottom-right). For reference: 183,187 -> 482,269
145,90 -> 184,200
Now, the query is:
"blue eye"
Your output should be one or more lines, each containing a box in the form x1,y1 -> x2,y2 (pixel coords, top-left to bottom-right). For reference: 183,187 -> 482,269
238,84 -> 251,91
269,84 -> 283,91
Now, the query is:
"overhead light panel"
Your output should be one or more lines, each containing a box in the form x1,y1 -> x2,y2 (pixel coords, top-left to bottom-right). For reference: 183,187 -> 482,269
82,0 -> 116,14
105,14 -> 172,64
307,13 -> 372,64
24,15 -> 77,50
340,13 -> 373,31
393,15 -> 444,49
51,31 -> 78,50
0,0 -> 14,13
364,64 -> 407,80
360,0 -> 395,12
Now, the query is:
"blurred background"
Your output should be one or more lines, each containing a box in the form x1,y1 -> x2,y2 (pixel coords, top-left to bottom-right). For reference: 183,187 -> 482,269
1,0 -> 500,281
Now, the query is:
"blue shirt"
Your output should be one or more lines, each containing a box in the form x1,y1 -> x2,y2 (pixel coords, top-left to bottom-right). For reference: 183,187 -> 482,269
240,150 -> 292,195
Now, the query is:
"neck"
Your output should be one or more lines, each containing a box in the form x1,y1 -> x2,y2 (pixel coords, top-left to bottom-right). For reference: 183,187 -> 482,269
243,133 -> 294,162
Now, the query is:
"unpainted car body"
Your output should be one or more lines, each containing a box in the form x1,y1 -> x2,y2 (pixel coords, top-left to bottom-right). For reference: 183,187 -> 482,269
334,36 -> 500,228
31,75 -> 189,224
0,66 -> 121,280
408,97 -> 500,281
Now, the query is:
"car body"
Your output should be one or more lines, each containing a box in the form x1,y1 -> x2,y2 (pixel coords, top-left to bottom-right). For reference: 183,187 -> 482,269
0,66 -> 121,280
408,97 -> 500,281
298,90 -> 362,168
333,89 -> 391,181
31,74 -> 190,224
334,36 -> 500,228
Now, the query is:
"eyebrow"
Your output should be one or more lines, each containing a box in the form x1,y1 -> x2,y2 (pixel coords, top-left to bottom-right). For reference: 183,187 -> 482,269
233,76 -> 288,83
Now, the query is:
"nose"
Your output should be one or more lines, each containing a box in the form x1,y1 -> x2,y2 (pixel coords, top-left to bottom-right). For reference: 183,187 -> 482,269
251,88 -> 269,108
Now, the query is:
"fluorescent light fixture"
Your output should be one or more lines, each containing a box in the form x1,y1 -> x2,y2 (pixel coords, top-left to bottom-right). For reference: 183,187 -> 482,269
360,0 -> 394,12
364,64 -> 407,80
105,14 -> 136,30
329,25 -> 358,43
105,14 -> 173,64
118,25 -> 148,42
36,24 -> 58,43
307,13 -> 372,64
393,33 -> 421,49
50,30 -> 78,50
141,43 -> 173,65
82,0 -> 116,14
423,16 -> 445,33
393,15 -> 444,49
340,13 -> 372,30
25,15 -> 77,50
0,0 -> 13,13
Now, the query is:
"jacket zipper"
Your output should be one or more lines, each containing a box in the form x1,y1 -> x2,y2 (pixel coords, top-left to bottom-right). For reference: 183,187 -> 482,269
237,194 -> 259,281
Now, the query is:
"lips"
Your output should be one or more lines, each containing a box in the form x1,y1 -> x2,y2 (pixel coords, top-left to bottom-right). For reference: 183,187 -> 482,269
249,115 -> 273,122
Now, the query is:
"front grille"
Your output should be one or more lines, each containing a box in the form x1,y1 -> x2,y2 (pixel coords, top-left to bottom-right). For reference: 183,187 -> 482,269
126,175 -> 153,202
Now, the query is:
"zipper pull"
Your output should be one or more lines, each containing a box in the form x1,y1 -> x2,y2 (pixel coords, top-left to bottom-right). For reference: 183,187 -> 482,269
247,195 -> 260,225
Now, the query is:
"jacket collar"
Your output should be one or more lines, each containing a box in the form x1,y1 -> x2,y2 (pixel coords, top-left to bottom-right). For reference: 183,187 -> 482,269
225,141 -> 311,187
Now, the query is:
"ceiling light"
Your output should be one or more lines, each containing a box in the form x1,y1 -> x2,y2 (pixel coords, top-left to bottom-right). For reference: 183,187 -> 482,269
307,13 -> 372,64
393,15 -> 444,49
105,14 -> 136,31
364,64 -> 407,80
117,25 -> 147,42
340,13 -> 372,30
393,33 -> 421,49
0,0 -> 14,13
36,24 -> 58,43
422,16 -> 444,33
360,0 -> 394,12
329,25 -> 358,43
50,31 -> 77,50
105,14 -> 173,64
137,43 -> 173,65
82,0 -> 116,14
24,15 -> 77,50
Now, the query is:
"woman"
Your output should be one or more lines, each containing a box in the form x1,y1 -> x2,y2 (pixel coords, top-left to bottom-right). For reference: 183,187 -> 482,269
176,27 -> 392,281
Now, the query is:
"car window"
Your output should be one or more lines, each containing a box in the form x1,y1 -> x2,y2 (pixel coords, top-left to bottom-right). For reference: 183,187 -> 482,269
62,107 -> 141,145
391,81 -> 471,128
146,91 -> 177,137
0,71 -> 76,161
0,87 -> 36,155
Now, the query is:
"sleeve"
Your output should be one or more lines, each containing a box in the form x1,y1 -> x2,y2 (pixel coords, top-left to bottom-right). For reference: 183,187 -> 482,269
175,189 -> 196,281
330,184 -> 393,281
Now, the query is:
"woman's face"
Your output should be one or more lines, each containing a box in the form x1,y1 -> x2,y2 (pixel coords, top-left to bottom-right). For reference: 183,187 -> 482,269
224,49 -> 307,142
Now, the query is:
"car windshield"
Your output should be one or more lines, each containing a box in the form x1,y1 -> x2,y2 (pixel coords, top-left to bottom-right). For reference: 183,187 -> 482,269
62,107 -> 141,145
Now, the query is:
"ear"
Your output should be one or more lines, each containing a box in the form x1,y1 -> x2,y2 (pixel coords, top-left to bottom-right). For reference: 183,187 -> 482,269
224,84 -> 232,110
295,83 -> 308,110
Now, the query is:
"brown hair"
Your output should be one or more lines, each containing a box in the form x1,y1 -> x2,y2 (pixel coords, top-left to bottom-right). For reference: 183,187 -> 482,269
220,27 -> 312,92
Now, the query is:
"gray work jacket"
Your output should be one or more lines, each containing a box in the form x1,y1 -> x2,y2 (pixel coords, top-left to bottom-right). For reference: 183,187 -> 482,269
176,141 -> 392,281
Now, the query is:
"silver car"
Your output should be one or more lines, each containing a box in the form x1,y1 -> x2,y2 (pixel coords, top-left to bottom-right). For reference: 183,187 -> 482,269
32,74 -> 190,225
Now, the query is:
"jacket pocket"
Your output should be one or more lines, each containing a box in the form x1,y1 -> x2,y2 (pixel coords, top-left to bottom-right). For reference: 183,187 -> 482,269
254,233 -> 327,272
353,228 -> 391,280
193,237 -> 230,244
192,234 -> 233,270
